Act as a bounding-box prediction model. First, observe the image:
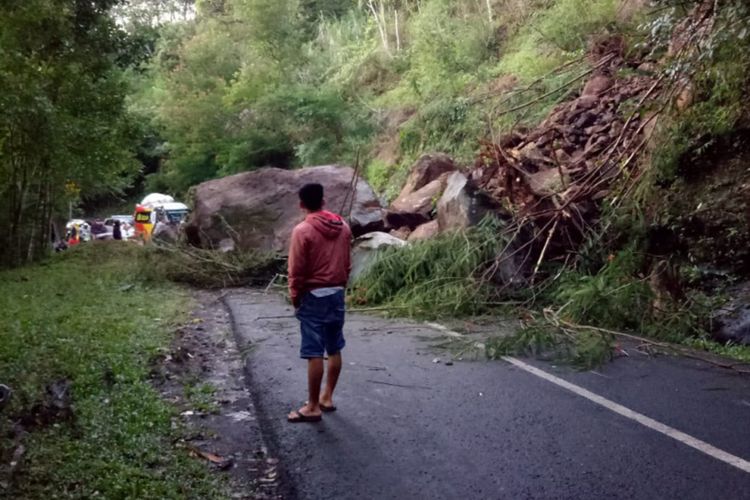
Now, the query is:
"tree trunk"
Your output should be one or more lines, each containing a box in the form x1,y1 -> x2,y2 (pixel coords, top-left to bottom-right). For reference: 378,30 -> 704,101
395,9 -> 401,52
367,0 -> 391,57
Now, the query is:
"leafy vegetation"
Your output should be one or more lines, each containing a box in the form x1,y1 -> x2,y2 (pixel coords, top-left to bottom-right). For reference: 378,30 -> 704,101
124,0 -> 636,203
0,1 -> 144,266
139,244 -> 283,288
649,2 -> 750,186
486,323 -> 615,370
0,243 -> 227,498
351,219 -> 506,318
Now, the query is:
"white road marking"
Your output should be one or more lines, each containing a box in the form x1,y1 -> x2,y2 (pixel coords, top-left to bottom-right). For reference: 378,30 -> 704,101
502,355 -> 750,474
425,322 -> 462,337
423,321 -> 750,474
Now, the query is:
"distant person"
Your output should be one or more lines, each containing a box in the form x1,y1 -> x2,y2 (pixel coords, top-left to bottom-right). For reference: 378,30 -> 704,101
287,183 -> 352,423
112,220 -> 122,241
67,227 -> 79,246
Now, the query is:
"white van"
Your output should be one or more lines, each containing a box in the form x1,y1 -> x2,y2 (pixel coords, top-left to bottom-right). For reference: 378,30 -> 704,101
139,194 -> 190,225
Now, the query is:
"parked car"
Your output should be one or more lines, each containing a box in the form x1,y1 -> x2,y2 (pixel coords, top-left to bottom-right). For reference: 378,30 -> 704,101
90,219 -> 111,240
108,215 -> 134,225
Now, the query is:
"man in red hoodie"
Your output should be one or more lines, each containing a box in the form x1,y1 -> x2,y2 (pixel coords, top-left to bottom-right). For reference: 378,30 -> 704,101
287,183 -> 352,423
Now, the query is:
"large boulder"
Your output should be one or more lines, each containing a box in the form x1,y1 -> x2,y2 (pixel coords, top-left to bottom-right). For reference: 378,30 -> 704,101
436,172 -> 499,232
187,166 -> 384,253
387,154 -> 457,229
392,153 -> 457,206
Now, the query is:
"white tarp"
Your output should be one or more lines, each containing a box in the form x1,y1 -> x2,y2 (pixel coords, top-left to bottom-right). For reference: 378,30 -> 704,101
140,193 -> 175,206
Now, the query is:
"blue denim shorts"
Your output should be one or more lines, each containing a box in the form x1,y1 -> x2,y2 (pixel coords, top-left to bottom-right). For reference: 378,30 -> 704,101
295,290 -> 346,359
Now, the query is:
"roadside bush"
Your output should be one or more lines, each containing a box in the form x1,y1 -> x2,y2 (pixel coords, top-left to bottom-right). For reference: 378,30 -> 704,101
351,219 -> 505,318
364,158 -> 394,195
550,247 -> 652,332
139,244 -> 283,289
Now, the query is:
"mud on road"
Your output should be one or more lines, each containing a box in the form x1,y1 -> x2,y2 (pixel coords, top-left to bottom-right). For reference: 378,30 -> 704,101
153,290 -> 281,499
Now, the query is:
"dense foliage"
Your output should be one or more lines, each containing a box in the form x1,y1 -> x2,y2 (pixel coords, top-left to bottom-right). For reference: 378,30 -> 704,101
0,0 -> 639,264
136,0 -> 623,197
0,0 -> 144,266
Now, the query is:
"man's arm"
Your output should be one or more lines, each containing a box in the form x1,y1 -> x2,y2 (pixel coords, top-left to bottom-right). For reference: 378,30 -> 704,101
288,226 -> 307,308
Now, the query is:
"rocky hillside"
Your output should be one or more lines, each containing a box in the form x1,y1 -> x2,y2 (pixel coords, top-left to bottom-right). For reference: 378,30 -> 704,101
354,1 -> 750,348
141,1 -> 750,350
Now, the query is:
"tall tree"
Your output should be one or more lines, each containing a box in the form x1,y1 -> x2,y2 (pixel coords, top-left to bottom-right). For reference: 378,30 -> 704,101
0,0 -> 141,265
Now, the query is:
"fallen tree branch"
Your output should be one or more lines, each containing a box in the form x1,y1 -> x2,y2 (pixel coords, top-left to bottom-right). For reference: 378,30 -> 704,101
531,216 -> 559,284
493,53 -> 617,118
552,317 -> 750,375
471,54 -> 588,105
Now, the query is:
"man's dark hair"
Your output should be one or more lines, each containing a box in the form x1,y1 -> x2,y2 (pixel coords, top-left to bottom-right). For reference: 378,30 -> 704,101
299,183 -> 324,211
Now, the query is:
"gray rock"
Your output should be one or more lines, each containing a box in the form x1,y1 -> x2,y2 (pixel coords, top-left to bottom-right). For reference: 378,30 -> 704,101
187,165 -> 384,253
713,283 -> 750,345
436,172 -> 498,233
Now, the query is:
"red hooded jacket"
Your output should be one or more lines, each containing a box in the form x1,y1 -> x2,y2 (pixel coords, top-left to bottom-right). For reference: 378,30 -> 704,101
288,210 -> 352,307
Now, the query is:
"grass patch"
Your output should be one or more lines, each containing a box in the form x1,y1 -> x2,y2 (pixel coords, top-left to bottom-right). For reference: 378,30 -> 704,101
0,242 -> 227,498
682,337 -> 750,365
364,158 -> 400,199
485,322 -> 614,370
184,382 -> 220,415
350,219 -> 505,318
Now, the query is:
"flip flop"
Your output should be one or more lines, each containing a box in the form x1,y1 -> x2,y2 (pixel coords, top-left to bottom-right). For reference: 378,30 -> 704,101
304,401 -> 337,413
287,410 -> 322,423
320,403 -> 337,413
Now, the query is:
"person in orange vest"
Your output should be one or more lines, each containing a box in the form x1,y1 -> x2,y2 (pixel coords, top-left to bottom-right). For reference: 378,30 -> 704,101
67,226 -> 80,246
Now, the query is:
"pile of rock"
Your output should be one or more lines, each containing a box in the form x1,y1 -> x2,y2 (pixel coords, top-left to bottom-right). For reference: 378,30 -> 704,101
183,155 -> 494,257
468,51 -> 659,260
383,153 -> 499,242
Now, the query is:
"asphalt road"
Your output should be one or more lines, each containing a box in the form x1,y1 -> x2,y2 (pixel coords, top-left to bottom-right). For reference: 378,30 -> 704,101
225,290 -> 750,500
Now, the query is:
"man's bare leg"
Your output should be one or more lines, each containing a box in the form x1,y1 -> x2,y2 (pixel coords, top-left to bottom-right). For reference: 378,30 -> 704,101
320,352 -> 342,407
289,358 -> 324,419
